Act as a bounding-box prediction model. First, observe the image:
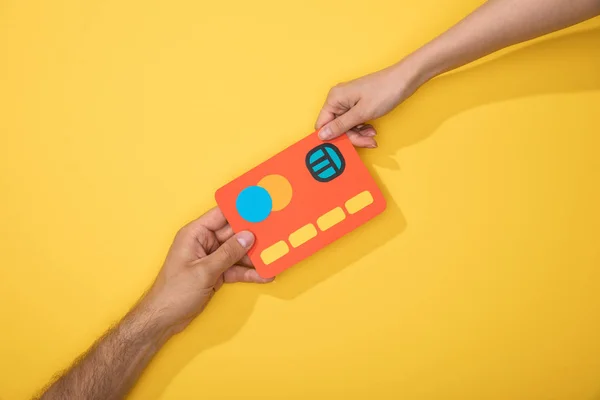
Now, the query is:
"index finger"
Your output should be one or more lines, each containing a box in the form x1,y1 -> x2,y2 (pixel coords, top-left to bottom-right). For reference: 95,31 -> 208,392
315,105 -> 336,131
189,206 -> 228,232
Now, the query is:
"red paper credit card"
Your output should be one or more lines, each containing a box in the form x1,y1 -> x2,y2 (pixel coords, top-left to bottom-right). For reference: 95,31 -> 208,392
215,131 -> 386,278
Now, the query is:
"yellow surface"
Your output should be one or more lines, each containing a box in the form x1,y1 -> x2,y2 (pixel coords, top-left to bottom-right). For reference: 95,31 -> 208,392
1,1 -> 600,399
345,191 -> 374,215
257,174 -> 293,211
289,223 -> 318,248
260,241 -> 290,265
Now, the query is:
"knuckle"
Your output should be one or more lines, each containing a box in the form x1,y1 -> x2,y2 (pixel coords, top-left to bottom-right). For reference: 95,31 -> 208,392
217,244 -> 237,263
174,226 -> 190,240
329,85 -> 342,97
332,117 -> 347,132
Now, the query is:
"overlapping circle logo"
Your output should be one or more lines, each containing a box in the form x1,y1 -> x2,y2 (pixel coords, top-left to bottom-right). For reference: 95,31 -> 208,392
235,174 -> 293,223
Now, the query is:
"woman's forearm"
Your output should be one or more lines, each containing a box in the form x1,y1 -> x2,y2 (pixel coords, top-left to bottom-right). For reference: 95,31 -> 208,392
407,0 -> 600,81
316,0 -> 600,143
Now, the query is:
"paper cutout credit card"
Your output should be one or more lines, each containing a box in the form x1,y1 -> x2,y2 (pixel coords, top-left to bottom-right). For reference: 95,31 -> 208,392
215,131 -> 386,278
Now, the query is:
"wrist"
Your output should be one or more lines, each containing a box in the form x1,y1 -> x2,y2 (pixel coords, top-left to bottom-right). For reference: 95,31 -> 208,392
382,54 -> 432,103
392,46 -> 442,88
122,297 -> 176,348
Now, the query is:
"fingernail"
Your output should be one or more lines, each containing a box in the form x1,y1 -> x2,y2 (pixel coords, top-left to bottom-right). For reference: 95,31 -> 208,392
362,131 -> 376,137
236,231 -> 255,248
367,143 -> 378,148
318,126 -> 332,140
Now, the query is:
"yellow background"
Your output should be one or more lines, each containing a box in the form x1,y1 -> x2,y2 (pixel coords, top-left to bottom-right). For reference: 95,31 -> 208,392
1,1 -> 600,399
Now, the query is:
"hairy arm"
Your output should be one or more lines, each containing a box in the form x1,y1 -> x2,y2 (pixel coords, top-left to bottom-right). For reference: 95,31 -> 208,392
35,208 -> 269,400
317,0 -> 600,142
36,301 -> 170,400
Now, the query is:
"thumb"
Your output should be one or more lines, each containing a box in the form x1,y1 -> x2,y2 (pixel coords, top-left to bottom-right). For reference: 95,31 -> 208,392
318,106 -> 365,141
204,231 -> 255,276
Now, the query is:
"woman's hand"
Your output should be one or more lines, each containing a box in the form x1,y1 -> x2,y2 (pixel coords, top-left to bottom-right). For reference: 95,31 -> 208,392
315,61 -> 426,148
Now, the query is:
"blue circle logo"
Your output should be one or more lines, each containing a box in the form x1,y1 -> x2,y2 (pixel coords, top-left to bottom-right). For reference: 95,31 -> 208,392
235,186 -> 273,223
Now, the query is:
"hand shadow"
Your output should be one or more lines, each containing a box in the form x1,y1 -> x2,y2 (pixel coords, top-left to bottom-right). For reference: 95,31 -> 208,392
130,27 -> 600,400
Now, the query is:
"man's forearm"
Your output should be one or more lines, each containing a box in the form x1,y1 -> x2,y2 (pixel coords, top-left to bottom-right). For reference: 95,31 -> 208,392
405,0 -> 600,81
37,300 -> 171,400
34,208 -> 263,400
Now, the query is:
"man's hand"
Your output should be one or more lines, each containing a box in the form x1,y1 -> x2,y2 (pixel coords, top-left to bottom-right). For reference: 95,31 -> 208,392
316,62 -> 426,147
142,207 -> 273,336
36,207 -> 273,400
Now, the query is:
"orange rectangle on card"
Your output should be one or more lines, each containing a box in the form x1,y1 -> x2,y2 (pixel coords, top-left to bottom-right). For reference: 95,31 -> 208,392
215,131 -> 386,278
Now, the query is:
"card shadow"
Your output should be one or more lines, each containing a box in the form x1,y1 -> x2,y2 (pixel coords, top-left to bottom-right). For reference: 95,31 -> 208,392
131,27 -> 600,400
